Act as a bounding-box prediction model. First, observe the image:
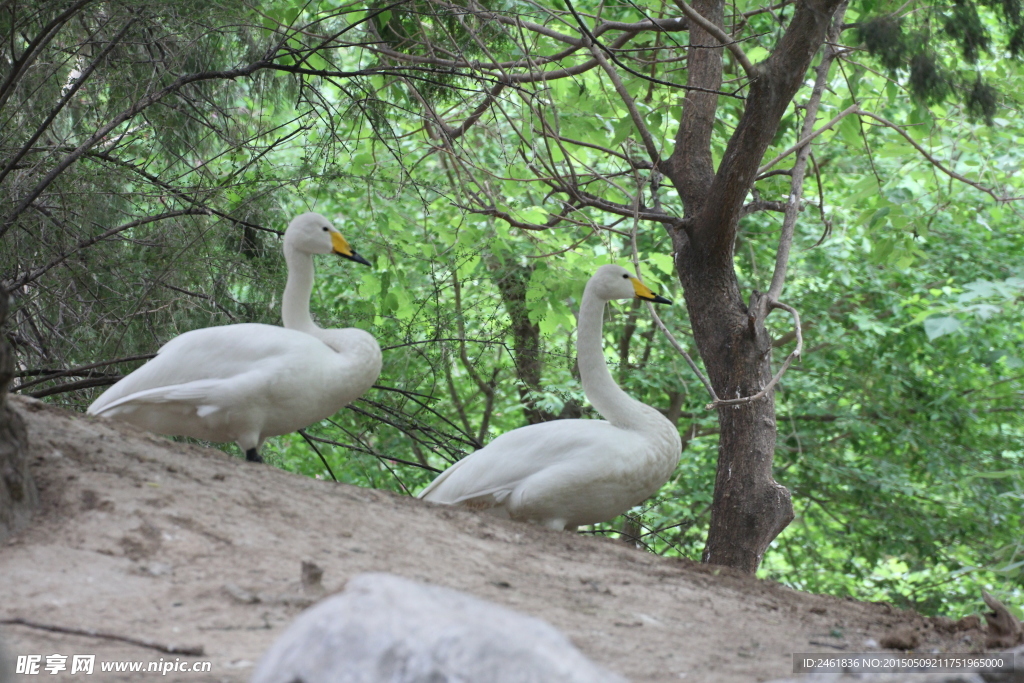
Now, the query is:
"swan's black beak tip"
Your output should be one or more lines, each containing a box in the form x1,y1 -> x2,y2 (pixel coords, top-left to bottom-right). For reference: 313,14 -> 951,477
649,294 -> 672,305
344,250 -> 371,266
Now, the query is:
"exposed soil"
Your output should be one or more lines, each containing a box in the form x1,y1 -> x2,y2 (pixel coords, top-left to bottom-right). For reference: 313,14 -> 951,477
0,397 -> 1009,682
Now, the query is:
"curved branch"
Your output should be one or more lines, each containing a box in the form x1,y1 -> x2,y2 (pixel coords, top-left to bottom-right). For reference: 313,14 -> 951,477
669,0 -> 757,78
561,0 -> 742,97
858,110 -> 1022,203
0,0 -> 95,111
0,59 -> 447,237
767,2 -> 847,302
588,45 -> 661,164
627,168 -> 718,402
741,199 -> 786,217
13,353 -> 155,392
0,17 -> 136,187
756,103 -> 858,176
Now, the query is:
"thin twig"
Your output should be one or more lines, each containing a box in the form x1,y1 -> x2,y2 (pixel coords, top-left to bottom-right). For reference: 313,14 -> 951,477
857,109 -> 1022,203
589,45 -> 661,163
27,376 -> 120,398
757,104 -> 859,177
767,1 -> 847,302
298,430 -> 338,481
13,353 -> 154,391
8,209 -> 213,289
0,617 -> 204,656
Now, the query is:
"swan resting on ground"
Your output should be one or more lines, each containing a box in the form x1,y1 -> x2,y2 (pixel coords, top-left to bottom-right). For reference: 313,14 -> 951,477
88,213 -> 382,463
418,264 -> 682,530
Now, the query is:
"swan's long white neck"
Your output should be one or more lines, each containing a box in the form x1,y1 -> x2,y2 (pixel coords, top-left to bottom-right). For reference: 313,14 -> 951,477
577,284 -> 659,431
281,246 -> 320,335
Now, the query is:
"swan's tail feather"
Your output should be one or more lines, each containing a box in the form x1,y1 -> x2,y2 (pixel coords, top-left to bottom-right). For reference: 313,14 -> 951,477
418,464 -> 518,507
90,379 -> 224,417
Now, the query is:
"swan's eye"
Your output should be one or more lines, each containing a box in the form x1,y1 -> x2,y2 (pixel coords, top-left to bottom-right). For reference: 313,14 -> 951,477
622,274 -> 629,279
322,227 -> 329,232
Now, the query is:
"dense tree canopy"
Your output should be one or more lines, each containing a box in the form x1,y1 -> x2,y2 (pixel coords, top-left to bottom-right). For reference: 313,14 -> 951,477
1,0 -> 1021,616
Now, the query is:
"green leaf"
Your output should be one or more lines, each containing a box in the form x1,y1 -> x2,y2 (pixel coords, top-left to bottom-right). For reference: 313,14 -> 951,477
515,206 -> 548,224
924,316 -> 961,340
609,116 -> 633,149
867,206 -> 891,230
746,46 -> 769,63
840,112 -> 862,147
647,252 -> 675,276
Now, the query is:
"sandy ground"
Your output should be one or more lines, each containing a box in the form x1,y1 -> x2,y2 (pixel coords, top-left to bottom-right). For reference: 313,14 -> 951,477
0,396 -> 1014,683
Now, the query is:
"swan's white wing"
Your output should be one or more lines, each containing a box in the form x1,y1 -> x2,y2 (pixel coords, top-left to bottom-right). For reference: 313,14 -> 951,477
92,378 -> 228,415
88,324 -> 327,414
86,324 -> 354,448
420,417 -> 680,528
87,214 -> 381,458
419,267 -> 681,529
418,419 -> 627,506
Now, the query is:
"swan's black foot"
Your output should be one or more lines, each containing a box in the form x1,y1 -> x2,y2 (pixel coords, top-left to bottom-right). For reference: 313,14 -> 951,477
245,448 -> 263,463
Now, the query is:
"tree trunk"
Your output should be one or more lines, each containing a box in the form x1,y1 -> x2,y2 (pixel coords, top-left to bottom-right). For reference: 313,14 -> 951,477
490,262 -> 579,424
662,0 -> 843,572
0,293 -> 36,542
678,250 -> 793,572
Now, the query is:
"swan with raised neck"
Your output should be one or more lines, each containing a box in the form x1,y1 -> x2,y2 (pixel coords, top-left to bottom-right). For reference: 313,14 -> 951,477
419,264 -> 682,531
88,212 -> 382,463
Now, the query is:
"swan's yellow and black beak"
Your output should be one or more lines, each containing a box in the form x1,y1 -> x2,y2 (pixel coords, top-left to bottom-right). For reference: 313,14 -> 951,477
630,276 -> 672,304
330,232 -> 371,266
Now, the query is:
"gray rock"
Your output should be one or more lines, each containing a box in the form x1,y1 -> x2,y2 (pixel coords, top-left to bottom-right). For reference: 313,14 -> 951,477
0,633 -> 13,683
251,572 -> 627,683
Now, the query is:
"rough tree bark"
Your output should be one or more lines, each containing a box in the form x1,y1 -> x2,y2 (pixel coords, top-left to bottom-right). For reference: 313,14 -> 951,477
661,0 -> 846,572
0,292 -> 36,542
490,261 -> 585,425
490,262 -> 552,425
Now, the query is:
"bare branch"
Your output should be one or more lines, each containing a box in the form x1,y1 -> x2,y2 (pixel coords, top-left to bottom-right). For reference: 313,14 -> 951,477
561,0 -> 742,97
0,0 -> 96,111
26,376 -> 119,399
6,209 -> 212,290
858,110 -> 1023,203
757,103 -> 859,177
0,618 -> 203,656
82,151 -> 283,236
627,168 -> 718,402
588,45 -> 661,164
767,1 -> 847,302
0,18 -> 136,187
669,0 -> 757,78
741,199 -> 786,217
446,82 -> 505,140
13,353 -> 154,392
0,57 -> 422,236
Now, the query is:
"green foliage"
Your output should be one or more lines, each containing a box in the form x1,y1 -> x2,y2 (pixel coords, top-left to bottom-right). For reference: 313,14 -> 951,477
856,0 -> 1023,121
3,0 -> 1022,620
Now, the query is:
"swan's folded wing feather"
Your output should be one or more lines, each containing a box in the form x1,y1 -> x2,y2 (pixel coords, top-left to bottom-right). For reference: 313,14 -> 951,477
417,419 -> 623,505
87,324 -> 330,415
91,379 -> 227,416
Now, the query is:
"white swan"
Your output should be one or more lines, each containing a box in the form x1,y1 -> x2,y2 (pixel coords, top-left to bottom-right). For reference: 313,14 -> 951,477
87,213 -> 382,462
418,264 -> 681,530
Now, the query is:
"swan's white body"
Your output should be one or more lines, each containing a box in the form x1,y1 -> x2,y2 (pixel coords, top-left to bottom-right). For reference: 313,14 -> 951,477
88,213 -> 382,461
418,265 -> 681,530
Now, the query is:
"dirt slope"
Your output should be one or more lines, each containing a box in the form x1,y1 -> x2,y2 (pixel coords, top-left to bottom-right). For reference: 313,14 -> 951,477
0,397 -> 997,682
